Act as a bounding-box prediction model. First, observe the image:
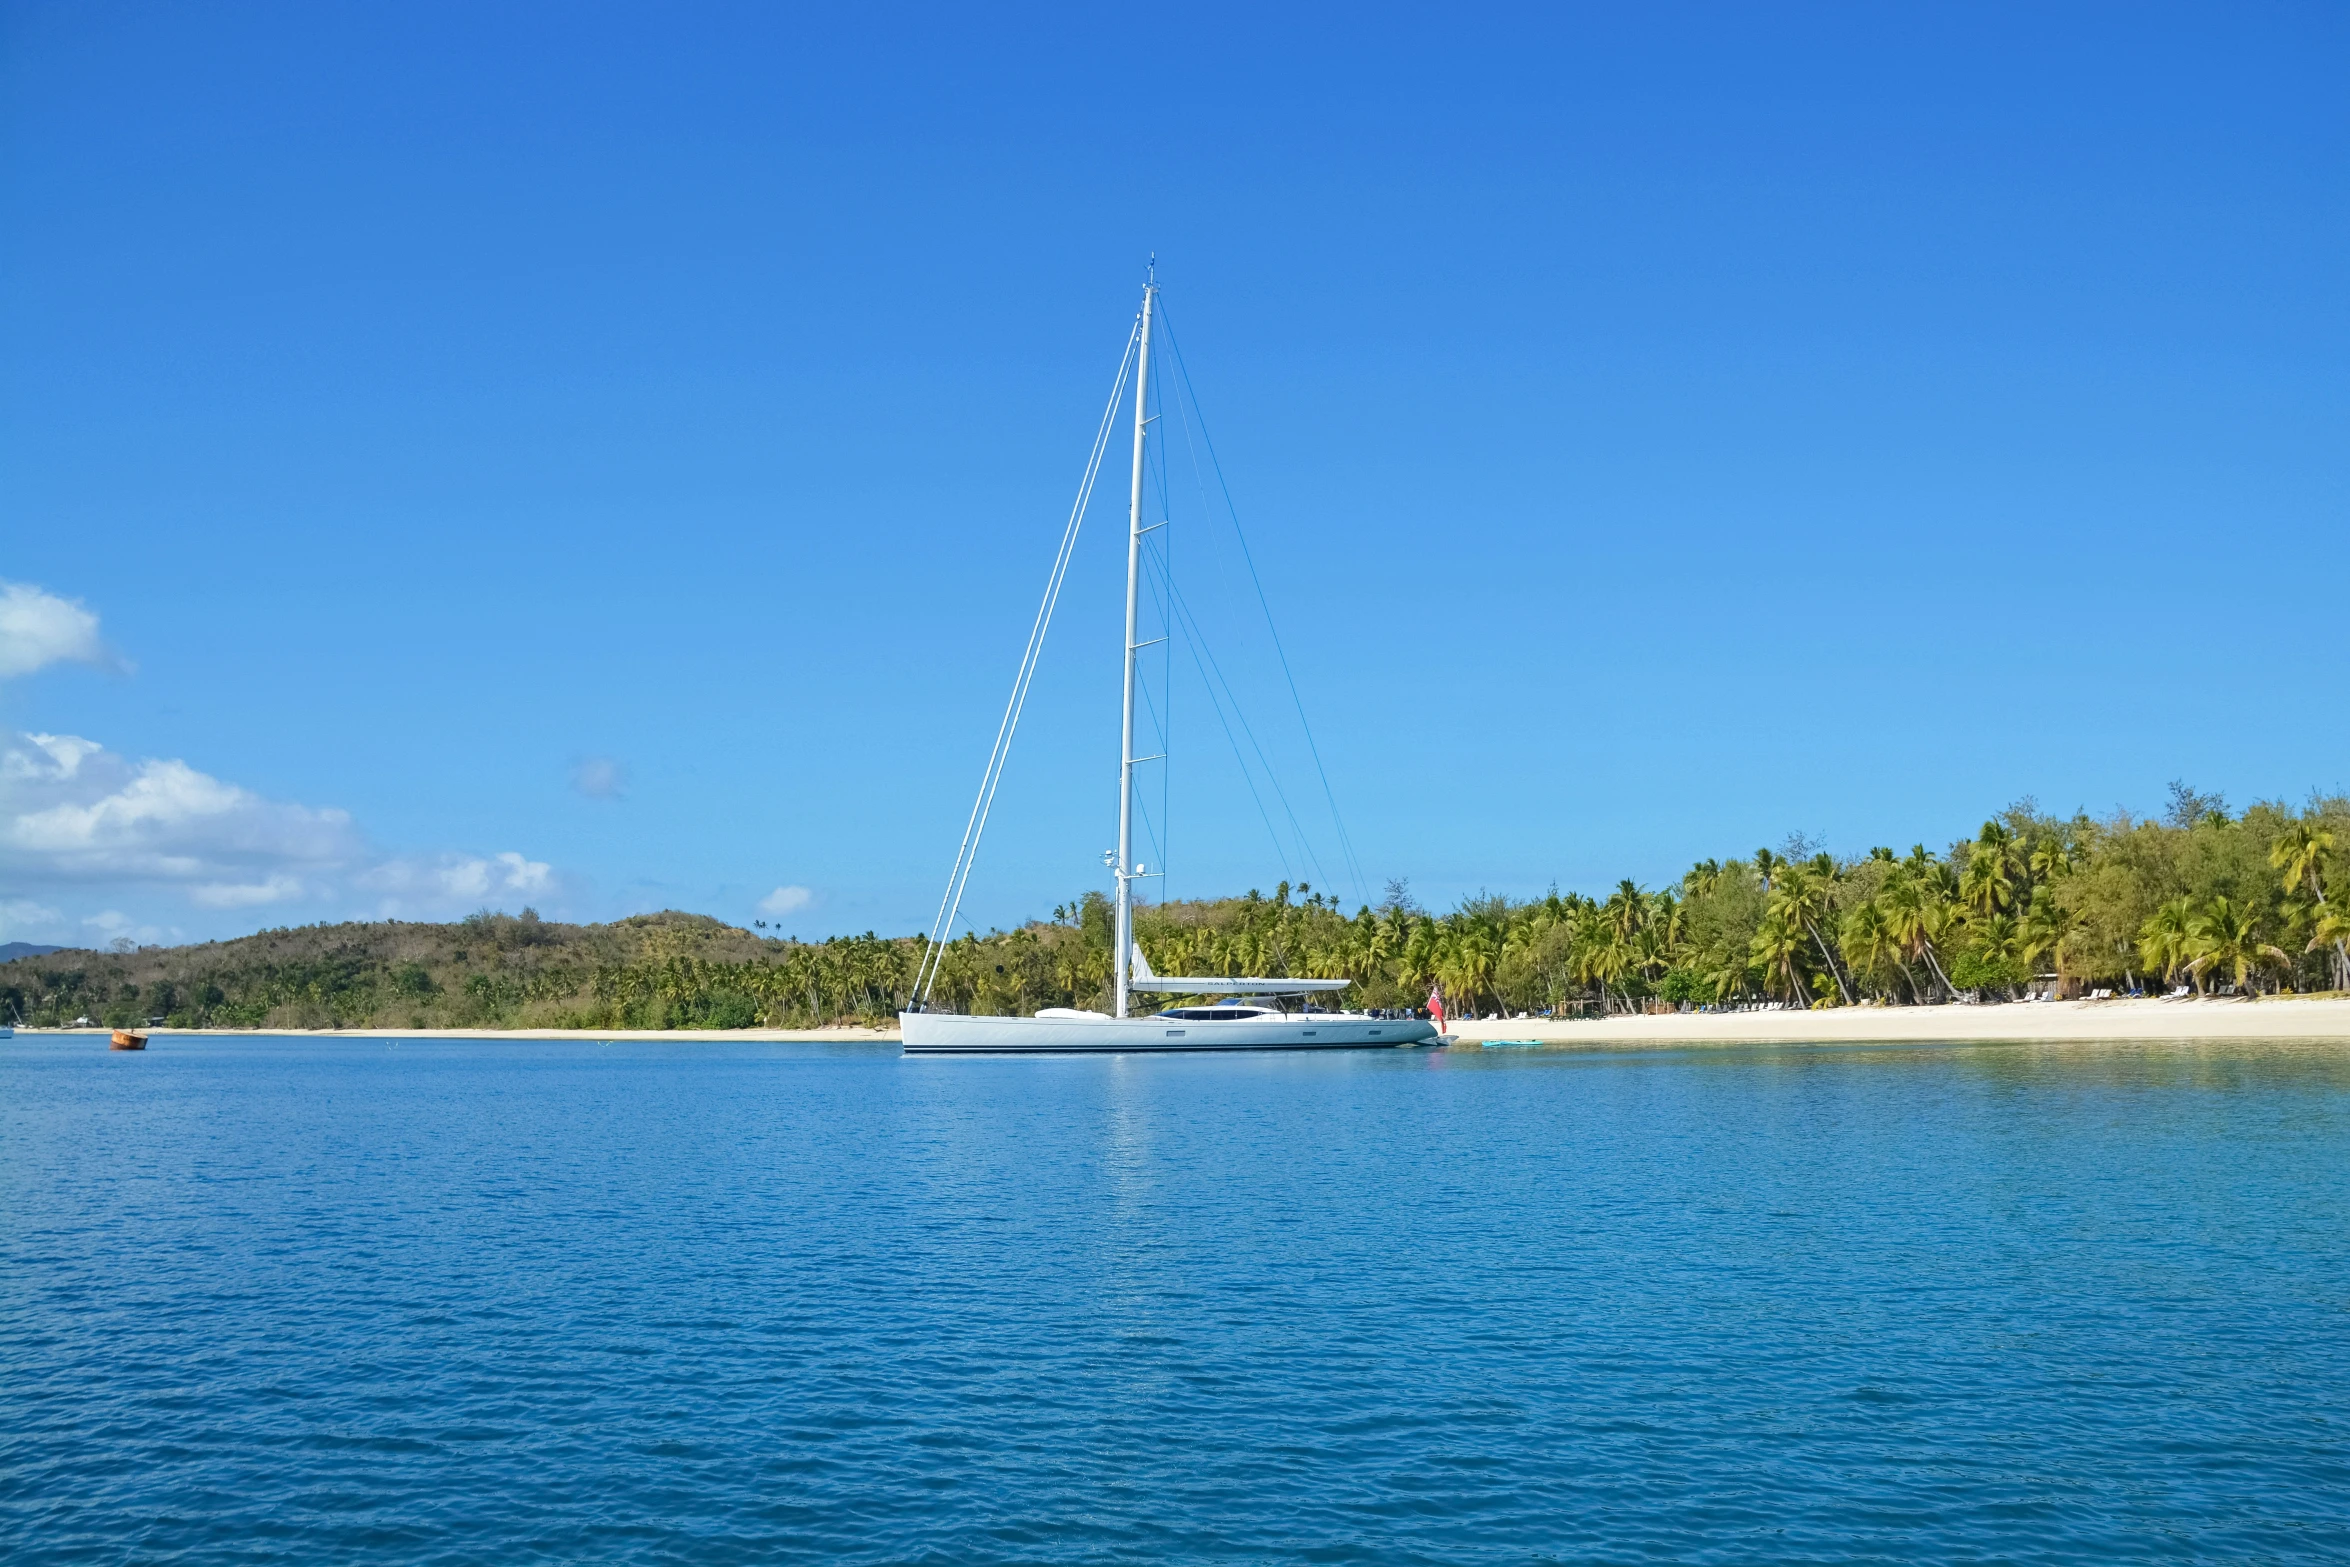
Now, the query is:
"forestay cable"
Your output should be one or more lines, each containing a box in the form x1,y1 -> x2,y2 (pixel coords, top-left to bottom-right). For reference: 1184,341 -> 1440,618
911,321 -> 1140,1008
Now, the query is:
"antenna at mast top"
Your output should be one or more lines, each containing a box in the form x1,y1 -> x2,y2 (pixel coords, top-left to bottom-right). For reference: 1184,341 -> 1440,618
1146,253 -> 1157,288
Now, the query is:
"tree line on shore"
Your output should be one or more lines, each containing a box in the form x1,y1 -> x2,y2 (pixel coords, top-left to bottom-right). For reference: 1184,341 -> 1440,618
947,787 -> 2346,1018
0,911 -> 896,1033
4,787 -> 2341,1030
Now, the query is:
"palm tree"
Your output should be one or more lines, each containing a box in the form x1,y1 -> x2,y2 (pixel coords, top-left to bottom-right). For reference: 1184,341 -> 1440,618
2271,822 -> 2345,990
1604,880 -> 1646,942
2137,897 -> 2196,990
1368,908 -> 1405,973
1057,938 -> 1105,1008
1456,927 -> 1499,1014
2028,836 -> 2075,885
1880,866 -> 1955,1000
2312,906 -> 2350,988
1398,919 -> 1438,998
1572,907 -> 1635,1014
1629,922 -> 1676,995
1649,888 -> 1687,954
1960,826 -> 2018,918
1501,915 -> 1556,1012
1970,913 -> 2023,997
2186,897 -> 2292,996
1701,956 -> 1750,1005
1840,899 -> 1912,1002
1750,915 -> 1808,1004
1770,863 -> 1855,1004
2019,887 -> 2074,985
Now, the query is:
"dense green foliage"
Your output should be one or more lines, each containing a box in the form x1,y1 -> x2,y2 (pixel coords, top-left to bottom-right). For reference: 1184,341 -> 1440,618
6,788 -> 2343,1030
935,789 -> 2349,1015
0,910 -> 907,1031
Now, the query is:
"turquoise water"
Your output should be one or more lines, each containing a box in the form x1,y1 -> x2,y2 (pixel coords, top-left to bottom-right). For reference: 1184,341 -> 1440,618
5,1034 -> 2349,1564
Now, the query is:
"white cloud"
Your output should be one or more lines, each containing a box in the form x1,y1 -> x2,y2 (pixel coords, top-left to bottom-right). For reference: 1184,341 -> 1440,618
2,732 -> 357,887
496,852 -> 554,894
24,734 -> 103,776
1,730 -> 563,928
570,756 -> 627,800
190,876 -> 308,909
83,910 -> 177,946
362,851 -> 554,909
2,736 -> 352,883
759,885 -> 815,916
0,582 -> 120,679
0,898 -> 65,941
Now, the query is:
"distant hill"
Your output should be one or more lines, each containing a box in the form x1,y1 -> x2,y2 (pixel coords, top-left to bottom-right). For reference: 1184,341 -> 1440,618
0,889 -> 1349,1032
0,910 -> 883,1032
0,942 -> 65,964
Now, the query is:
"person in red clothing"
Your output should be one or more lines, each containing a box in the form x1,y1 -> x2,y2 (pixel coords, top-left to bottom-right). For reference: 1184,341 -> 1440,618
1427,982 -> 1446,1033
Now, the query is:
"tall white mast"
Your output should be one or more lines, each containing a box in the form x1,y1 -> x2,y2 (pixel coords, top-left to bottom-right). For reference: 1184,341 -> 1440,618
1114,274 -> 1156,1019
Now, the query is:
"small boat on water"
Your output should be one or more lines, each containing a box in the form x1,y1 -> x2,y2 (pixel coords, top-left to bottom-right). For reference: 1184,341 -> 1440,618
899,272 -> 1436,1056
110,1030 -> 147,1051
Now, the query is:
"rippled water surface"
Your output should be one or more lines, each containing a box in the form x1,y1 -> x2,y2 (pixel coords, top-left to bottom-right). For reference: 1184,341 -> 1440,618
6,1034 -> 2350,1563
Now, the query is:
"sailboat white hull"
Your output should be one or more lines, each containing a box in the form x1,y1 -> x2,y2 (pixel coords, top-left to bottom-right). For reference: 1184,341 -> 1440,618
900,1010 -> 1436,1054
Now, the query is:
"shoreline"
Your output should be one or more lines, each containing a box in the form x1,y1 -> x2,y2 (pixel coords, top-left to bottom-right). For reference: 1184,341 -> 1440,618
1440,994 -> 2350,1046
14,996 -> 2350,1047
19,1025 -> 902,1043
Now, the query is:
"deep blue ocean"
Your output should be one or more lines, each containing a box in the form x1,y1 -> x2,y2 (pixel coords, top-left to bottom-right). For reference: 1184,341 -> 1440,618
5,1033 -> 2348,1564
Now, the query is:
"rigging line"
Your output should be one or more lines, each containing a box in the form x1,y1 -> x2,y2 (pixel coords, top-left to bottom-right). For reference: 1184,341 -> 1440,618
1132,788 -> 1165,880
929,324 -> 1130,972
1147,344 -> 1176,903
1130,500 -> 1175,876
1130,605 -> 1171,874
1161,305 -> 1364,909
1166,576 -> 1328,889
913,319 -> 1140,1005
1154,397 -> 1306,883
1151,352 -> 1333,895
922,347 -> 1127,1005
1157,490 -> 1174,905
1170,581 -> 1326,890
1155,303 -> 1368,908
1156,518 -> 1292,878
1173,605 -> 1294,885
1157,343 -> 1335,900
1139,512 -> 1176,897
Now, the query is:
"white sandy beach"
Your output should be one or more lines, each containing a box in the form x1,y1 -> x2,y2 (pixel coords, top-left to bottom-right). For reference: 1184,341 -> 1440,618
1438,994 -> 2350,1046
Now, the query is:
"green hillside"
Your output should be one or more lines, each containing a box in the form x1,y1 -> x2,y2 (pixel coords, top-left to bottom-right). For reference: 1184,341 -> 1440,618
0,910 -> 900,1031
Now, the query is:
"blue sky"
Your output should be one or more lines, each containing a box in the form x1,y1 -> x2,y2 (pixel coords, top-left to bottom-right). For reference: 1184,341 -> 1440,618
2,2 -> 2343,947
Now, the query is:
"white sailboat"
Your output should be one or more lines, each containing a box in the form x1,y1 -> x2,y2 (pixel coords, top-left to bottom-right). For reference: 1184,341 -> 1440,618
900,274 -> 1436,1055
